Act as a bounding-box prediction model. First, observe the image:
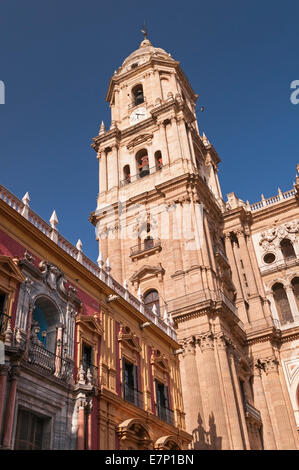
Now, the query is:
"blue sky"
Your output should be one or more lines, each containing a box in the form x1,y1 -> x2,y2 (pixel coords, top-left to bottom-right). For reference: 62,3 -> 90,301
0,0 -> 298,261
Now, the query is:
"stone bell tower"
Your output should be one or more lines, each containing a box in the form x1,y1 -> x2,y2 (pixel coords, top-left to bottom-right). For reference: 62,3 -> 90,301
90,35 -> 253,449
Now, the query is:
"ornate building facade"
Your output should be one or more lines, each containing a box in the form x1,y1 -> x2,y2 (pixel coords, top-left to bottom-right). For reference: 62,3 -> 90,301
90,36 -> 299,450
0,185 -> 191,450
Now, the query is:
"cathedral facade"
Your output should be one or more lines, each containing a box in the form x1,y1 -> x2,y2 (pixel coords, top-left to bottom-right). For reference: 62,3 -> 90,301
90,36 -> 299,450
0,36 -> 298,451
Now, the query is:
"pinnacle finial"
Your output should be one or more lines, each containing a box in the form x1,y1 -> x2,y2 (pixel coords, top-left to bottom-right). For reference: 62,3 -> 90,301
141,22 -> 148,40
22,192 -> 30,205
50,210 -> 58,229
76,239 -> 82,251
99,121 -> 105,135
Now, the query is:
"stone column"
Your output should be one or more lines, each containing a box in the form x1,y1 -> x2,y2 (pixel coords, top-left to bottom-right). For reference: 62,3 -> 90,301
171,117 -> 183,159
197,332 -> 230,449
252,361 -> 277,449
235,230 -> 258,296
228,349 -> 251,449
2,365 -> 19,449
261,356 -> 298,449
158,122 -> 170,166
215,335 -> 245,449
186,126 -> 197,169
108,145 -> 119,190
77,397 -> 86,450
224,233 -> 249,324
0,365 -> 8,437
177,117 -> 191,161
99,151 -> 107,193
285,285 -> 299,322
180,339 -> 204,449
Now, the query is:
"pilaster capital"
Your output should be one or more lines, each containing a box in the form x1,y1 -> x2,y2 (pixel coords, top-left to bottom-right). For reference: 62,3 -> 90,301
235,228 -> 245,239
197,331 -> 214,351
180,337 -> 196,355
255,356 -> 279,375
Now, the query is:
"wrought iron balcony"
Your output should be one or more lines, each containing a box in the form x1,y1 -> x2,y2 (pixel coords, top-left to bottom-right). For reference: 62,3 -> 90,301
120,164 -> 163,187
130,238 -> 162,258
0,311 -> 9,338
28,343 -> 74,383
122,384 -> 144,409
156,403 -> 174,426
245,402 -> 262,424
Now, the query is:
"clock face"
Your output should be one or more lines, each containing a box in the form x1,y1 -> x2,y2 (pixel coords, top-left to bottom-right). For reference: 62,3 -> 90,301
130,107 -> 147,125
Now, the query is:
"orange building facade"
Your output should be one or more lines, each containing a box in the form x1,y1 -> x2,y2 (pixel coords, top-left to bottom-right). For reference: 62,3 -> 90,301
0,185 -> 191,450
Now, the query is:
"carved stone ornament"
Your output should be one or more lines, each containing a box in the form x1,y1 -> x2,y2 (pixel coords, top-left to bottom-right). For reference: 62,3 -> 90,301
127,133 -> 153,151
259,219 -> 299,252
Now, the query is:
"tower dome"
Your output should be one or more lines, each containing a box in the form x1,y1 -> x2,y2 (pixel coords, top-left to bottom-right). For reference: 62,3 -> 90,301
121,38 -> 175,72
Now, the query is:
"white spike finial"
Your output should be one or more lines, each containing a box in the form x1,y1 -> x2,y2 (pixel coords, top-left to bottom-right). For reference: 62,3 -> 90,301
76,239 -> 82,251
105,257 -> 111,272
22,192 -> 30,206
50,210 -> 58,229
123,279 -> 128,290
97,251 -> 104,267
99,121 -> 105,135
152,304 -> 158,316
168,311 -> 174,327
21,192 -> 30,219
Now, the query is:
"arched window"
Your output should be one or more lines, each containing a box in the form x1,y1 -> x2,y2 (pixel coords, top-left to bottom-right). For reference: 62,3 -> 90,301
291,277 -> 299,311
280,238 -> 296,260
155,151 -> 163,171
144,289 -> 160,316
272,283 -> 293,325
123,165 -> 131,184
136,149 -> 149,178
132,84 -> 144,107
144,223 -> 153,250
32,297 -> 60,352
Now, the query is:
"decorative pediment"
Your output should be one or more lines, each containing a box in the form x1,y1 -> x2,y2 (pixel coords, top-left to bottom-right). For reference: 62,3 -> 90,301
76,313 -> 103,336
0,256 -> 25,283
126,133 -> 153,150
151,349 -> 169,371
130,263 -> 165,285
118,326 -> 141,352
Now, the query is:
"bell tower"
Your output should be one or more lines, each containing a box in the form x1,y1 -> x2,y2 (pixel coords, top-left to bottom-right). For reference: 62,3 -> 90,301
90,35 -> 250,449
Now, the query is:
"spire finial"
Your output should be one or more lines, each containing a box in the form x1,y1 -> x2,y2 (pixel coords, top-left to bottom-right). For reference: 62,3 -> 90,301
141,22 -> 148,40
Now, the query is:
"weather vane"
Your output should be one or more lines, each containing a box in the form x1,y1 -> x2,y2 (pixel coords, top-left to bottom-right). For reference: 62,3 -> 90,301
141,23 -> 148,40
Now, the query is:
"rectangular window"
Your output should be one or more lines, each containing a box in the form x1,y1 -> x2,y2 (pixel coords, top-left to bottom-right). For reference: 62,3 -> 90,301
14,409 -> 45,450
122,358 -> 142,408
82,343 -> 93,371
155,379 -> 173,425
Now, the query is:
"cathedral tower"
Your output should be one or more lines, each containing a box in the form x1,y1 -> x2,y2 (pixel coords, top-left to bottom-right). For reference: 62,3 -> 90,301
90,36 -> 275,449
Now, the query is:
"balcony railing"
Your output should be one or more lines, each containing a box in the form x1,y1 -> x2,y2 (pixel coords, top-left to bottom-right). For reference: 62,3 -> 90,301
28,343 -> 74,383
120,164 -> 163,187
156,403 -> 174,426
122,384 -> 144,409
130,238 -> 161,257
0,312 -> 10,337
245,402 -> 262,424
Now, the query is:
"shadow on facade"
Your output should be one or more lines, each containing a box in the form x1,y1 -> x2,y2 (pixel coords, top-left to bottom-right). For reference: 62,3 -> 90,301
192,413 -> 222,450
